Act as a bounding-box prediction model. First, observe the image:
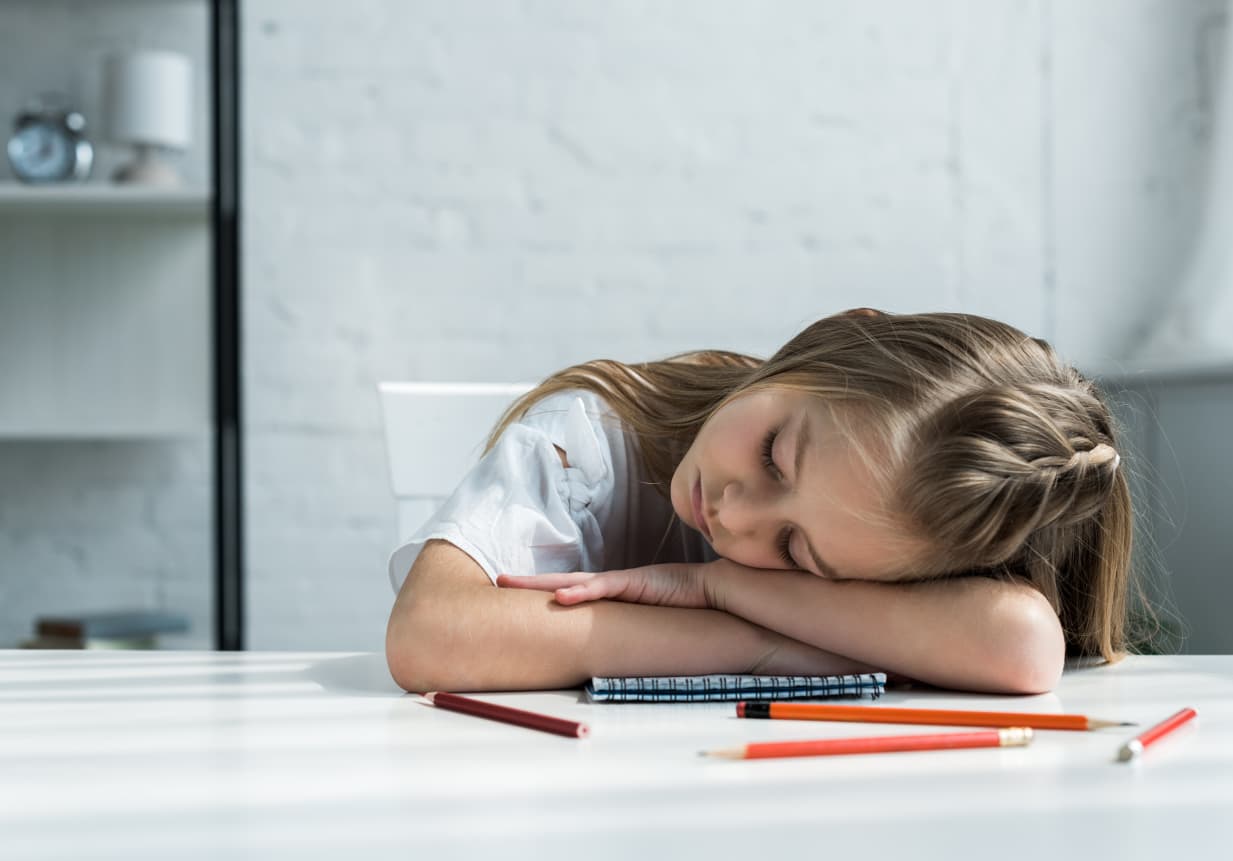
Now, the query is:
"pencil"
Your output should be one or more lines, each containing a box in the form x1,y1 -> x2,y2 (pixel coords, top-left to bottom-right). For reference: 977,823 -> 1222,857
423,691 -> 590,738
736,701 -> 1133,731
1117,707 -> 1197,761
702,727 -> 1034,760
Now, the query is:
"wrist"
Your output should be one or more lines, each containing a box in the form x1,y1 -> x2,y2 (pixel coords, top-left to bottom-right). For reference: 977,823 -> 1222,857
707,560 -> 822,615
703,557 -> 748,612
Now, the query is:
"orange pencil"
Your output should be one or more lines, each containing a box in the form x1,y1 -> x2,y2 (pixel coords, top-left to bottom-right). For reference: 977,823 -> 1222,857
1117,707 -> 1197,761
702,727 -> 1034,760
736,701 -> 1132,731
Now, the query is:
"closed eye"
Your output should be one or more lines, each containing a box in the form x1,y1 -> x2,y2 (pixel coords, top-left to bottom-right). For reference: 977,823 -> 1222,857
762,429 -> 798,567
776,527 -> 797,568
761,429 -> 783,480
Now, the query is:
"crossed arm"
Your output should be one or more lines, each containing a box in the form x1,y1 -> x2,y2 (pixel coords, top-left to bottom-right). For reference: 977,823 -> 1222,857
498,561 -> 1064,694
385,541 -> 1065,696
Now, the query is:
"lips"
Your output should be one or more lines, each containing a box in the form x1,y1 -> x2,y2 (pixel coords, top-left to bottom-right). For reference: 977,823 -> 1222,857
692,477 -> 712,542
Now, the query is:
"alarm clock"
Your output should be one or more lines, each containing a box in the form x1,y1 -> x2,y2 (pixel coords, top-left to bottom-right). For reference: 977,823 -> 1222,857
6,100 -> 94,183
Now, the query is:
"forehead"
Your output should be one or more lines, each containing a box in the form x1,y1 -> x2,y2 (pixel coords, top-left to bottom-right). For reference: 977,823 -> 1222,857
717,385 -> 818,423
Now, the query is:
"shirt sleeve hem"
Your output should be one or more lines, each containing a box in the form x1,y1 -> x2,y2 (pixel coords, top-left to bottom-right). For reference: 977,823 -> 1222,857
387,531 -> 501,593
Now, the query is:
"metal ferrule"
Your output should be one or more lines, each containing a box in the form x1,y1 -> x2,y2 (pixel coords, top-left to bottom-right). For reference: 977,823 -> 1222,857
998,727 -> 1035,747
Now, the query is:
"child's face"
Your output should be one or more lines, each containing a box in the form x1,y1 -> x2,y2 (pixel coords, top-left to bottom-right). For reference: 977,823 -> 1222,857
670,387 -> 925,582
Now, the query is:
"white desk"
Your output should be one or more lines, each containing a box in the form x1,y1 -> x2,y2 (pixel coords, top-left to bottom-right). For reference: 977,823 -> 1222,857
2,652 -> 1230,860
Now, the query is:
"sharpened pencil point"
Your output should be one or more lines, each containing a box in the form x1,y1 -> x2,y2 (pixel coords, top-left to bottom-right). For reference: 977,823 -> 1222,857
423,691 -> 437,704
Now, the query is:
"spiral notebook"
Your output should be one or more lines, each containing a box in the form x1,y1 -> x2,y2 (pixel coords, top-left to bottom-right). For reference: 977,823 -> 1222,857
585,672 -> 886,703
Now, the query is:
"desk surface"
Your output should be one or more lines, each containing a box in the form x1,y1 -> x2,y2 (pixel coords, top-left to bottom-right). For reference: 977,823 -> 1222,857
1,651 -> 1230,860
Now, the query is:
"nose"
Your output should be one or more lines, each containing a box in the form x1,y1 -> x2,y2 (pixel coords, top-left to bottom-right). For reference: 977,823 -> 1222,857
713,482 -> 773,540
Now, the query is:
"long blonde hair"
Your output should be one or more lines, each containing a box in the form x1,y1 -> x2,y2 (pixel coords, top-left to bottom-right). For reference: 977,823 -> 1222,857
487,310 -> 1137,662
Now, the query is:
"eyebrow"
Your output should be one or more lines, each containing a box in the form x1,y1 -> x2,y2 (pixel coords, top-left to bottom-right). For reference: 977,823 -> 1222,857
792,412 -> 842,581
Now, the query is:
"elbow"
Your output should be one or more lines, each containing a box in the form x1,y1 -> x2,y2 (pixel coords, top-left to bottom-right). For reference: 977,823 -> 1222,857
385,611 -> 426,694
996,592 -> 1066,695
385,591 -> 446,694
385,580 -> 500,693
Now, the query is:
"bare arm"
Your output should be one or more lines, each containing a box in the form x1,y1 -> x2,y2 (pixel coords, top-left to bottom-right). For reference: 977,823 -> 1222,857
384,540 -> 877,693
710,564 -> 1066,694
503,560 -> 1065,693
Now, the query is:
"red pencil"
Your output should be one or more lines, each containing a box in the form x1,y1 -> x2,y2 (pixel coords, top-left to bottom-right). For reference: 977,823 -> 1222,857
701,727 -> 1033,760
423,691 -> 590,738
1117,707 -> 1196,761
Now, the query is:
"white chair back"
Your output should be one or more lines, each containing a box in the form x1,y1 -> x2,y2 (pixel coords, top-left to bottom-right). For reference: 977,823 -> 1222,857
377,382 -> 535,540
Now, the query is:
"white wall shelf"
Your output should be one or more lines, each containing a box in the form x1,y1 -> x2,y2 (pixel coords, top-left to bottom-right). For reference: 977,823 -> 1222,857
0,183 -> 209,216
0,421 -> 207,440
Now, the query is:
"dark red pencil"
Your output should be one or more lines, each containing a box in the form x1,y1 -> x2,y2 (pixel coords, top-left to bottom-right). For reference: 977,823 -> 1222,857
423,691 -> 590,738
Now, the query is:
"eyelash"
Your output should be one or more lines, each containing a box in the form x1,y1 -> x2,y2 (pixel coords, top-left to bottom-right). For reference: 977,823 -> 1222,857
760,429 -> 782,479
776,530 -> 796,568
761,429 -> 797,568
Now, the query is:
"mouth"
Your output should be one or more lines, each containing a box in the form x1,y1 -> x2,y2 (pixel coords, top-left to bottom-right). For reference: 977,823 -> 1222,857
691,477 -> 712,542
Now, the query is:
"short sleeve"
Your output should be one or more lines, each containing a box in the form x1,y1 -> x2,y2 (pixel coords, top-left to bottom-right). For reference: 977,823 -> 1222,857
387,393 -> 615,591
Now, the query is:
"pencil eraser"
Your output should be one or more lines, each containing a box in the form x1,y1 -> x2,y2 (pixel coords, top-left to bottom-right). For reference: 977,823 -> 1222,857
736,702 -> 746,718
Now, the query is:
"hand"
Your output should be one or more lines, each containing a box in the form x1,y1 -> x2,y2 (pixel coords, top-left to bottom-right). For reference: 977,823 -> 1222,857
496,561 -> 730,609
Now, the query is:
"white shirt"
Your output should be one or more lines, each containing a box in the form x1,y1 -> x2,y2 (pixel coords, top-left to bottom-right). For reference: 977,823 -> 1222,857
387,389 -> 717,591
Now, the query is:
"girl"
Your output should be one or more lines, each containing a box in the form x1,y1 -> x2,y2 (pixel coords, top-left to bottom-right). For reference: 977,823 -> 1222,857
385,309 -> 1135,695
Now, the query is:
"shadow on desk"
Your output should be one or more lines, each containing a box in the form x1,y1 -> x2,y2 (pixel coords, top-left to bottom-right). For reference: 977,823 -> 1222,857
304,653 -> 404,697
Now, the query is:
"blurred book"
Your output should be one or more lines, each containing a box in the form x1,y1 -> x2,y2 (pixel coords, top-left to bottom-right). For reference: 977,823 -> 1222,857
20,633 -> 160,650
20,610 -> 189,650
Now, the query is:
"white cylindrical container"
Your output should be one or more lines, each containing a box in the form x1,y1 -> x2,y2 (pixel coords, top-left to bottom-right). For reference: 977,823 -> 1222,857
103,51 -> 192,149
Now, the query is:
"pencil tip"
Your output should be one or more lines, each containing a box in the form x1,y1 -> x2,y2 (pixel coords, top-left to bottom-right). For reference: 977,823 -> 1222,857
423,691 -> 437,704
1118,721 -> 1138,727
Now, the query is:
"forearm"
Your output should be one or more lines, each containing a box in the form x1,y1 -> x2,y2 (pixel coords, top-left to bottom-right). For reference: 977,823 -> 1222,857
710,565 -> 1065,694
387,545 -> 864,692
393,590 -> 748,691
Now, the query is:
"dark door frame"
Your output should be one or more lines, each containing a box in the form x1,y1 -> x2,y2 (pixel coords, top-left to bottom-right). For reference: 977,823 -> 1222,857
211,0 -> 243,650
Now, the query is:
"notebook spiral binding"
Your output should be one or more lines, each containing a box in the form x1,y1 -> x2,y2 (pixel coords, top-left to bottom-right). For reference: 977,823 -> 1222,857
585,672 -> 887,703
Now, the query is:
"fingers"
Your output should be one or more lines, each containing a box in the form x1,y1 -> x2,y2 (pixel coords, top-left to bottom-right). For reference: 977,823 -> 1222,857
553,580 -> 614,605
496,572 -> 595,591
496,571 -> 623,605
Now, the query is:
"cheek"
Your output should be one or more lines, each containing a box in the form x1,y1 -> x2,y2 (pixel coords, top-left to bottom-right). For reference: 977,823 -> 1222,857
669,461 -> 688,518
728,546 -> 775,569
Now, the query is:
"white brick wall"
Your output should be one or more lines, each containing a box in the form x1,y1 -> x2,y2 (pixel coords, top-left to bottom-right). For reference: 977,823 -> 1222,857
0,0 -> 1223,650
